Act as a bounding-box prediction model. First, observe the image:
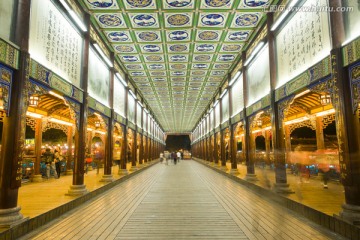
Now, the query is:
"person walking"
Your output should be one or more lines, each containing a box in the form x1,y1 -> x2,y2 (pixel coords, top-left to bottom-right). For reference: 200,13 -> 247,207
176,151 -> 181,163
43,148 -> 53,179
54,149 -> 62,178
171,152 -> 177,165
160,152 -> 164,164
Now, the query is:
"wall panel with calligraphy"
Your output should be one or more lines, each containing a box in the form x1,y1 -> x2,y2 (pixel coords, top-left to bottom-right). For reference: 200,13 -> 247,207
246,45 -> 270,107
29,0 -> 83,88
275,0 -> 331,89
231,73 -> 244,117
221,92 -> 229,123
215,102 -> 220,127
88,48 -> 110,107
114,75 -> 126,118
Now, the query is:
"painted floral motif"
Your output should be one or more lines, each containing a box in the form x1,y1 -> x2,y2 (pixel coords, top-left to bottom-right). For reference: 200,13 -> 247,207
126,64 -> 142,70
133,14 -> 156,27
171,64 -> 186,69
115,45 -> 135,52
167,14 -> 190,26
130,71 -> 145,76
204,0 -> 231,7
198,31 -> 219,40
170,55 -> 187,61
169,45 -> 188,52
87,0 -> 114,8
126,0 -> 152,7
138,32 -> 159,41
107,32 -> 129,42
148,64 -> 164,70
122,56 -> 139,62
201,14 -> 224,26
166,0 -> 192,7
227,31 -> 250,41
146,55 -> 163,61
214,63 -> 230,69
235,13 -> 259,27
243,0 -> 269,7
194,55 -> 211,61
193,64 -> 208,69
222,44 -> 242,51
218,54 -> 235,61
142,45 -> 161,52
98,14 -> 122,26
196,44 -> 215,52
168,31 -> 189,41
192,71 -> 206,75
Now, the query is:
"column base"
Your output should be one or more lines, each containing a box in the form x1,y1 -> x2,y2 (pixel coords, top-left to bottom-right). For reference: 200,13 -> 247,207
130,165 -> 138,172
219,165 -> 227,171
31,174 -> 43,183
0,206 -> 28,228
118,168 -> 129,175
273,183 -> 294,194
245,173 -> 258,181
66,184 -> 88,196
100,174 -> 114,182
228,168 -> 239,175
65,169 -> 73,175
87,166 -> 93,171
339,204 -> 360,225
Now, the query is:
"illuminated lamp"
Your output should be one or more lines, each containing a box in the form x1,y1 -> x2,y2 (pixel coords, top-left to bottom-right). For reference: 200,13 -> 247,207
95,120 -> 101,128
320,93 -> 331,106
29,95 -> 40,107
256,119 -> 263,127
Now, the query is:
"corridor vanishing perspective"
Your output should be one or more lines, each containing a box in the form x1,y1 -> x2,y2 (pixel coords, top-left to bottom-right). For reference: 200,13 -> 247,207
20,161 -> 344,240
1,0 -> 360,239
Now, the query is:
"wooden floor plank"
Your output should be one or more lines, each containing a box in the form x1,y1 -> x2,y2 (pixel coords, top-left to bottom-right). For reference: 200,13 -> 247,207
20,161 -> 346,240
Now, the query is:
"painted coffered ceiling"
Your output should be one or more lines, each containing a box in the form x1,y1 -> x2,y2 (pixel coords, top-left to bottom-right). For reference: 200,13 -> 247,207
78,0 -> 272,133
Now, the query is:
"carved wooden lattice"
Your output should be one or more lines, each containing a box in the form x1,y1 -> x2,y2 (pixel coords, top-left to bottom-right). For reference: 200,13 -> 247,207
322,114 -> 335,129
288,120 -> 316,135
0,110 -> 5,122
26,117 -> 37,131
42,121 -> 69,135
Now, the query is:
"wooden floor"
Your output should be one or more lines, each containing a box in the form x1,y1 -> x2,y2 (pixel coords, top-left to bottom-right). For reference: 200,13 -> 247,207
19,161 -> 344,240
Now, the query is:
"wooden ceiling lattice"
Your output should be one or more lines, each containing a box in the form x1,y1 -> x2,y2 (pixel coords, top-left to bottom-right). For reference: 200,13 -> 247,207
79,0 -> 273,132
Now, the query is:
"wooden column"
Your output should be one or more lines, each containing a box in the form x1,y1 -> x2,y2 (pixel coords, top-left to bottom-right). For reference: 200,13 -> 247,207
284,126 -> 292,152
327,0 -> 360,222
228,75 -> 237,171
119,75 -> 129,175
66,125 -> 73,175
315,117 -> 325,150
32,119 -> 43,182
265,130 -> 271,165
267,12 -> 291,192
67,13 -> 91,195
101,51 -> 115,181
0,0 -> 30,226
139,105 -> 143,165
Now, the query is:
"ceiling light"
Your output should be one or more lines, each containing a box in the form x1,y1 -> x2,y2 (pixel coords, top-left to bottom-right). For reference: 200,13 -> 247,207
229,71 -> 241,86
315,109 -> 335,117
49,117 -> 73,126
129,89 -> 137,99
93,43 -> 113,68
116,73 -> 128,87
294,89 -> 310,99
220,89 -> 228,99
319,93 -> 332,106
26,111 -> 43,119
29,95 -> 40,107
271,0 -> 301,31
49,91 -> 64,100
244,42 -> 265,67
284,116 -> 309,125
59,0 -> 87,32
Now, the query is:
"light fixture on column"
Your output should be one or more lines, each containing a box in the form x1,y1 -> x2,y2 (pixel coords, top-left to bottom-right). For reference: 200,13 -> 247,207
319,93 -> 331,106
29,95 -> 40,107
256,119 -> 263,127
95,120 -> 101,128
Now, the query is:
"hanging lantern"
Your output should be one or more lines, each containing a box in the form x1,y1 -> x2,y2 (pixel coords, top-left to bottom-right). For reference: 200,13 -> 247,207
320,93 -> 331,106
95,120 -> 101,128
256,119 -> 263,127
29,95 -> 40,107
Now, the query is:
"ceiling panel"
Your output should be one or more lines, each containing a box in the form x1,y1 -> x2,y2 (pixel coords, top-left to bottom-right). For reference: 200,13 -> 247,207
79,0 -> 272,132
